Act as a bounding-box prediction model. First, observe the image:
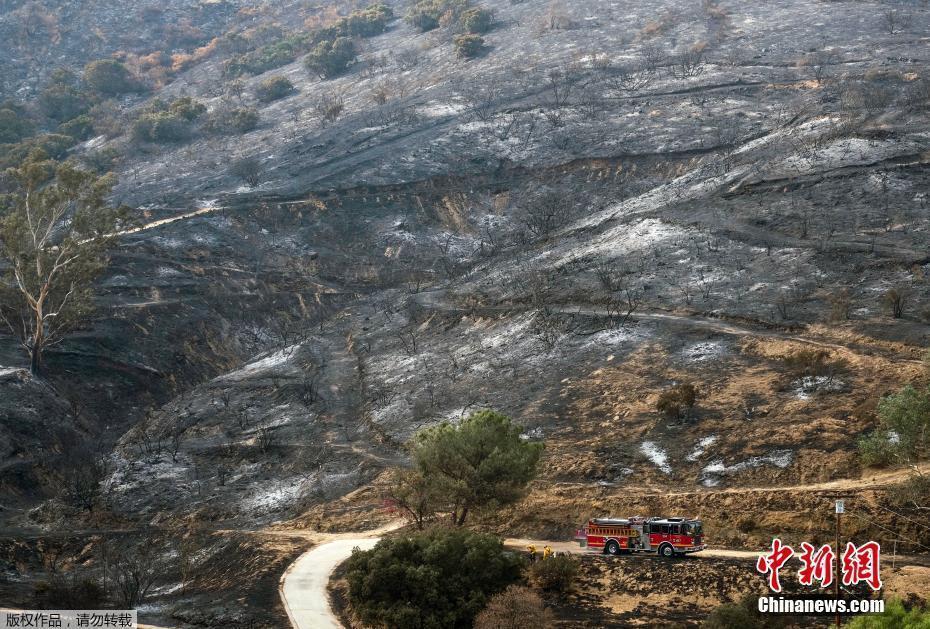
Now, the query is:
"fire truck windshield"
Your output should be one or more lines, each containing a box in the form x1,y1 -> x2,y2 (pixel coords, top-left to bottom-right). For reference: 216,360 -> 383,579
684,522 -> 703,535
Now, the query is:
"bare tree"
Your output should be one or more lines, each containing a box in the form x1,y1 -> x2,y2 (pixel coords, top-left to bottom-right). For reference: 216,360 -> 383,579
456,75 -> 503,123
883,9 -> 908,35
313,90 -> 346,125
58,447 -> 110,512
113,540 -> 160,608
517,188 -> 575,240
229,157 -> 264,188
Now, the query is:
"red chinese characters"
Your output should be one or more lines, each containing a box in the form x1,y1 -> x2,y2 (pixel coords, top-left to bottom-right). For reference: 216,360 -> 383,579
797,542 -> 835,587
757,539 -> 883,592
841,541 -> 883,591
756,538 -> 795,593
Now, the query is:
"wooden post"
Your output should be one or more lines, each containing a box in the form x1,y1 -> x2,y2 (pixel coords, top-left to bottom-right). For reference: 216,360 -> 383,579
835,500 -> 843,629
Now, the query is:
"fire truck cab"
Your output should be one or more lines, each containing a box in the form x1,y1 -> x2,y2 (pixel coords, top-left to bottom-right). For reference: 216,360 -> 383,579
577,516 -> 705,557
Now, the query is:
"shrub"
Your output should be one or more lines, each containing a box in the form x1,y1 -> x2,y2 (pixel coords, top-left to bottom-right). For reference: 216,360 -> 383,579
656,382 -> 699,420
83,59 -> 141,96
0,107 -> 35,144
34,576 -> 104,609
305,37 -> 356,78
460,7 -> 493,33
38,84 -> 90,122
876,385 -> 930,463
847,599 -> 930,628
224,33 -> 312,78
203,106 -> 259,135
346,528 -> 524,629
344,3 -> 394,37
132,112 -> 192,143
57,114 -> 95,142
131,99 -> 205,144
312,91 -> 345,124
888,474 -> 930,511
255,76 -> 295,102
167,97 -> 207,121
884,286 -> 908,318
474,585 -> 554,629
229,157 -> 264,187
703,594 -> 787,629
407,8 -> 440,31
781,349 -> 846,381
858,431 -> 899,467
406,0 -> 469,32
454,33 -> 485,58
528,554 -> 579,594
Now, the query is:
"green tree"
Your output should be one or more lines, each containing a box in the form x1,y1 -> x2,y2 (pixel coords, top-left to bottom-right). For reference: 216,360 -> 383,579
304,37 -> 356,79
346,528 -> 524,629
382,467 -> 444,529
860,385 -> 930,471
412,410 -> 542,525
83,59 -> 140,96
847,599 -> 930,629
0,153 -> 124,373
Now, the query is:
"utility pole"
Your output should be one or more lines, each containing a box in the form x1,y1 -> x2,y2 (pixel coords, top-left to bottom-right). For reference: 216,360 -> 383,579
835,508 -> 840,628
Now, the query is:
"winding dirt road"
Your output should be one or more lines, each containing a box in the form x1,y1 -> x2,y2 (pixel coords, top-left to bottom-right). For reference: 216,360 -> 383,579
278,522 -> 401,629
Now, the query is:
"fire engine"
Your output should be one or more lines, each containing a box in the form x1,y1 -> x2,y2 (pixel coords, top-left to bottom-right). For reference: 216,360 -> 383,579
576,516 -> 705,558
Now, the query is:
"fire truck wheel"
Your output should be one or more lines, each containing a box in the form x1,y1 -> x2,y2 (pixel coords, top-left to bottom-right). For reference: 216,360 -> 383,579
658,543 -> 675,558
605,540 -> 621,555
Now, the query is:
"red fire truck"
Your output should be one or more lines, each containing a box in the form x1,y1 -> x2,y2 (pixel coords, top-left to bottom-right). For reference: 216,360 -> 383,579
576,516 -> 705,558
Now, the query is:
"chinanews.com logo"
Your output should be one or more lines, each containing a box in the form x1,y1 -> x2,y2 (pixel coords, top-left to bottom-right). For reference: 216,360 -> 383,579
754,538 -> 885,616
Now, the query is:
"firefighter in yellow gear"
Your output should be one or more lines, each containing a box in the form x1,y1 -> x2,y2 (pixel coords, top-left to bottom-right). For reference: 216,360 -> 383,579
543,545 -> 553,560
527,544 -> 537,561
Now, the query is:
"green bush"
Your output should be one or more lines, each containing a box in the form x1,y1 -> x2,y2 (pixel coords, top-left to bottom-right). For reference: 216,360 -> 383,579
167,97 -> 207,121
38,84 -> 90,122
460,7 -> 493,33
406,0 -> 469,32
528,555 -> 579,594
57,114 -> 95,142
876,385 -> 930,463
255,76 -> 295,102
203,106 -> 259,135
454,33 -> 485,58
346,527 -> 524,629
344,3 -> 394,37
858,431 -> 899,467
0,134 -> 75,169
0,107 -> 34,144
224,33 -> 313,78
132,112 -> 193,143
131,98 -> 206,143
847,599 -> 930,628
83,59 -> 141,96
305,37 -> 356,78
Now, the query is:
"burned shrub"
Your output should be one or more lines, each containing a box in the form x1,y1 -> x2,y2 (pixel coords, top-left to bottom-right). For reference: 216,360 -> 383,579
454,34 -> 486,59
656,382 -> 699,420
